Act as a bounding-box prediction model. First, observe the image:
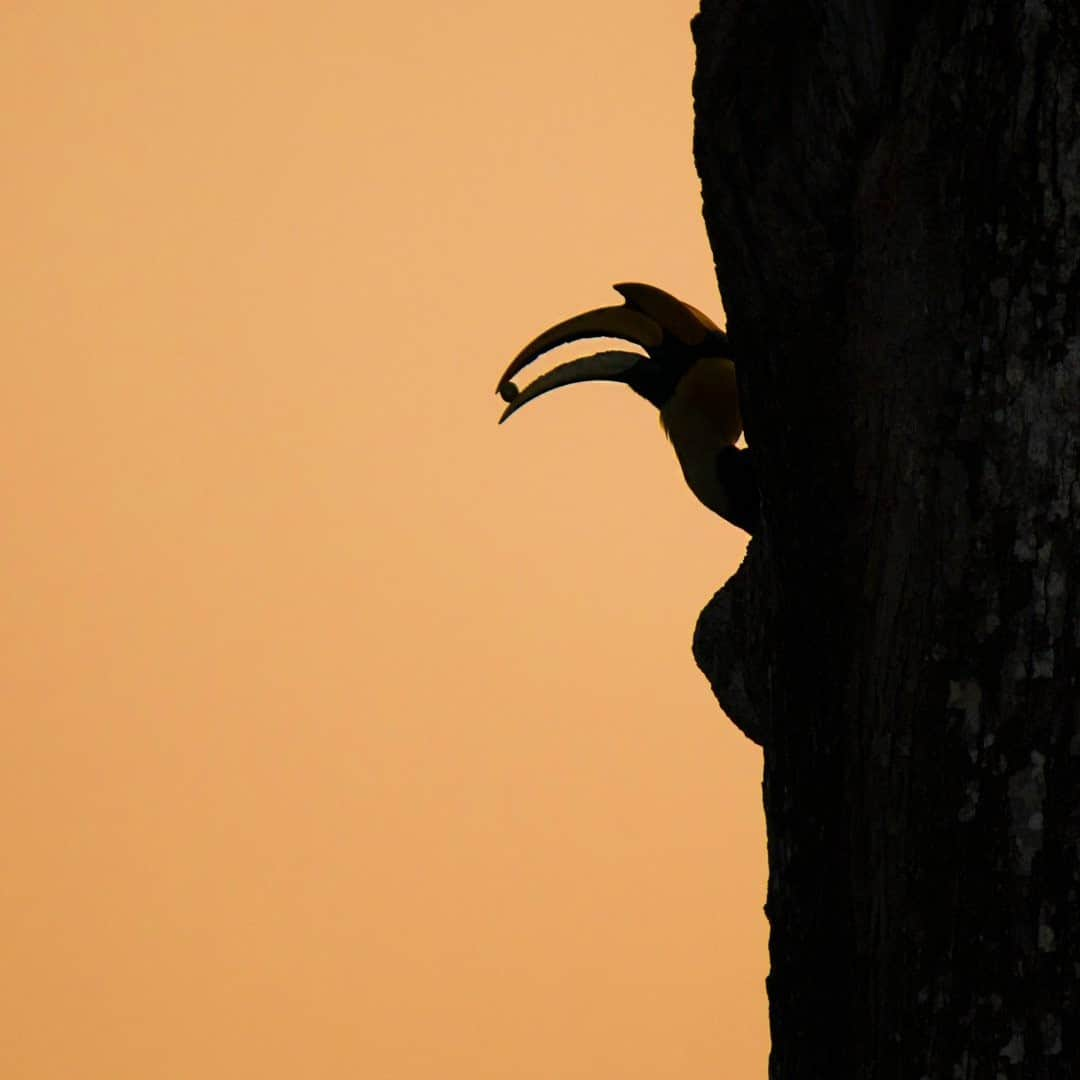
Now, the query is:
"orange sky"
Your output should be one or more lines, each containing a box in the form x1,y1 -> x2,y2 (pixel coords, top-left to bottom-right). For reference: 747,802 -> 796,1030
2,3 -> 767,1076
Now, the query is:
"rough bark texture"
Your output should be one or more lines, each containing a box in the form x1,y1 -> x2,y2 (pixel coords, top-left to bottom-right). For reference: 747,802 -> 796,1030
691,3 -> 1080,1077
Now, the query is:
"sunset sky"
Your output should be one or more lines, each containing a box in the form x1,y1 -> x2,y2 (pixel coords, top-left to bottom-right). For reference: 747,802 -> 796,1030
2,3 -> 767,1076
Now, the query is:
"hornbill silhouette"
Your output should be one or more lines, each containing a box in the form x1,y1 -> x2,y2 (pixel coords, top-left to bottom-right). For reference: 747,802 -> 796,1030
495,283 -> 757,534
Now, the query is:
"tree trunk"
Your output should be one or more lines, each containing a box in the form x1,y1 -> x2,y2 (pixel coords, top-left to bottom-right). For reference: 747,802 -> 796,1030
691,3 -> 1080,1076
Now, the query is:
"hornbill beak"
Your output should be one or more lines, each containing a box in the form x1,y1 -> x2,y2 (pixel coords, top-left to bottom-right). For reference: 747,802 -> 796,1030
494,282 -> 726,417
496,302 -> 663,394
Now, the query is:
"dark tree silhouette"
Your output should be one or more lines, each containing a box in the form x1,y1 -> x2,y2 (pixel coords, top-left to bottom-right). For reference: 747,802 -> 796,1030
691,4 -> 1080,1076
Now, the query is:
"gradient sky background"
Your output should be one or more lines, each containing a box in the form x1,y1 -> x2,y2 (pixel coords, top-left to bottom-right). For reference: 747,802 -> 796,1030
2,3 -> 767,1077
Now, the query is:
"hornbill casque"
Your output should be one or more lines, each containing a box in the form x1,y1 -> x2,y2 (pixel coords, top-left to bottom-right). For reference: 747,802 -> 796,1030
495,283 -> 758,534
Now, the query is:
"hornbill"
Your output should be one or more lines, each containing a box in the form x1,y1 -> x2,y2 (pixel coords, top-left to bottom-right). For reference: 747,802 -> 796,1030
495,283 -> 758,534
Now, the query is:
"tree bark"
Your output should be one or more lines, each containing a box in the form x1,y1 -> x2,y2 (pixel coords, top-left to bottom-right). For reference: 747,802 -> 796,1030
691,3 -> 1080,1076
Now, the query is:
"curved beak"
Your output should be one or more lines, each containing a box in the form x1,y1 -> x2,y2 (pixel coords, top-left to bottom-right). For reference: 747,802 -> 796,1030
495,305 -> 662,395
498,350 -> 646,423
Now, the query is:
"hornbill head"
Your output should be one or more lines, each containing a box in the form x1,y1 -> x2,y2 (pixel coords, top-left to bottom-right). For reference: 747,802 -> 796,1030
495,283 -> 758,533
